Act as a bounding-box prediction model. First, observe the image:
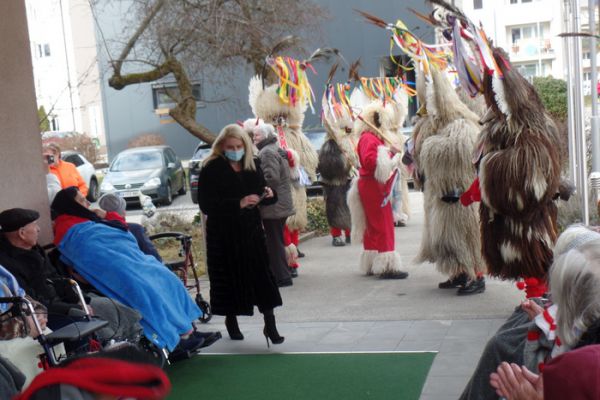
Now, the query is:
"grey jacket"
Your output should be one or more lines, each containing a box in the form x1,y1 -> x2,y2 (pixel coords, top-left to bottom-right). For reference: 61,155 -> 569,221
257,138 -> 295,220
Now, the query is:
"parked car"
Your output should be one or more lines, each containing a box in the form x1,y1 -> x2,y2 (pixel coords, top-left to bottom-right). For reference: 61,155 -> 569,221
100,146 -> 186,206
189,142 -> 212,204
61,151 -> 100,202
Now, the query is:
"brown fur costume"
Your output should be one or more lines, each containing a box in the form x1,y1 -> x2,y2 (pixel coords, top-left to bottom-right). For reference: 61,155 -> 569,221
413,68 -> 484,278
477,48 -> 561,280
248,76 -> 318,231
319,103 -> 358,232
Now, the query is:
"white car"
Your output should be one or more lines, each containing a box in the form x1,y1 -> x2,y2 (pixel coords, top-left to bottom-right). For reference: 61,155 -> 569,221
61,151 -> 100,202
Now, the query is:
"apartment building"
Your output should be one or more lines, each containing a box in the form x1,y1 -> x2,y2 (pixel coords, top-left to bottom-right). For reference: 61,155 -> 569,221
25,0 -> 106,146
460,0 -> 566,81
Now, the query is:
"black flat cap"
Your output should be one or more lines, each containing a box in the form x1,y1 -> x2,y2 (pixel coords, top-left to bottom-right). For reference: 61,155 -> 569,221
0,208 -> 40,233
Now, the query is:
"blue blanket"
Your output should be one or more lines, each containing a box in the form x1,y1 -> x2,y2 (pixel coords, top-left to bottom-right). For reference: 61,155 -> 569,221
58,222 -> 201,351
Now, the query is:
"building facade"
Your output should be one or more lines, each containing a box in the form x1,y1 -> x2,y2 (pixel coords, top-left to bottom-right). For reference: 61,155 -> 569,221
460,0 -> 566,81
25,0 -> 106,148
92,0 -> 433,160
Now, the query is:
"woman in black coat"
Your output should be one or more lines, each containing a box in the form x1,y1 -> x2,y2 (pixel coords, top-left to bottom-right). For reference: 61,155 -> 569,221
198,124 -> 284,346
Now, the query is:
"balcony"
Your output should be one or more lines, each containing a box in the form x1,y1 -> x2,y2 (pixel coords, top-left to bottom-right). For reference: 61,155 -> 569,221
509,38 -> 556,61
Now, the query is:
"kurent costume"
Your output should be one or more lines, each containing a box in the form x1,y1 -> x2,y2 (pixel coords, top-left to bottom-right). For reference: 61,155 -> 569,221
319,76 -> 359,247
248,67 -> 318,266
412,68 -> 485,294
348,101 -> 408,279
385,93 -> 411,226
424,1 -> 563,284
460,47 -> 562,283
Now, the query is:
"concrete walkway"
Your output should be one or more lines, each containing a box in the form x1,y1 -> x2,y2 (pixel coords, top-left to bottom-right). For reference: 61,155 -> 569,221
148,191 -> 524,399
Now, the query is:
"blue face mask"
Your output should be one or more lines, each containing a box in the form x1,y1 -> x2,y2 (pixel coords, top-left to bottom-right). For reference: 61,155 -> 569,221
224,149 -> 245,162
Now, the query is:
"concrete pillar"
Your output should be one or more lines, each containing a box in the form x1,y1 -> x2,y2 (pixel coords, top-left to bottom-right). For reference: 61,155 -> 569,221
0,0 -> 52,244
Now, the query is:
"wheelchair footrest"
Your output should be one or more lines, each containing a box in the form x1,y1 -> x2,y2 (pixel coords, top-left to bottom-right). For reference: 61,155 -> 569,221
45,320 -> 109,343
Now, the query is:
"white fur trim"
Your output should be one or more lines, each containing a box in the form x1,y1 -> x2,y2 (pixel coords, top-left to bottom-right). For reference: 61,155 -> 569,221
492,76 -> 510,118
425,77 -> 438,117
285,244 -> 298,266
374,146 -> 395,184
529,169 -> 548,201
248,75 -> 263,118
500,242 -> 522,263
348,178 -> 365,245
359,250 -> 378,275
372,251 -> 403,275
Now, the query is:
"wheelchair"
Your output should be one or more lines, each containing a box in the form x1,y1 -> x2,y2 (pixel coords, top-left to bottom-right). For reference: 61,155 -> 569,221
149,232 -> 212,323
0,280 -> 108,370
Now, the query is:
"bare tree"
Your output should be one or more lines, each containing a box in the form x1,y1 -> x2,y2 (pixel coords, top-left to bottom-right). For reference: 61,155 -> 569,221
93,0 -> 326,143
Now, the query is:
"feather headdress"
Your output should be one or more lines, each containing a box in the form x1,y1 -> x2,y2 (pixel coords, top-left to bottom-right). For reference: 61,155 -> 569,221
355,10 -> 450,78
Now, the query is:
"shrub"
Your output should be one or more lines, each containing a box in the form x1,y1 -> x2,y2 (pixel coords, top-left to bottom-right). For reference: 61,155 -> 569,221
128,133 -> 165,148
557,192 -> 600,233
47,133 -> 98,164
143,212 -> 206,275
306,197 -> 329,236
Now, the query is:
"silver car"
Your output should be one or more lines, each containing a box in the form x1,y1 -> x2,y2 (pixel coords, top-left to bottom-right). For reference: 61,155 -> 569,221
100,146 -> 186,206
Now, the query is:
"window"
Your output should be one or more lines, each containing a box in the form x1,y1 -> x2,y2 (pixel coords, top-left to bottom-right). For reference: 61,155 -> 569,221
585,72 -> 592,81
63,154 -> 84,167
50,117 -> 59,131
152,83 -> 202,109
474,0 -> 483,9
165,149 -> 177,165
36,43 -> 51,58
516,63 -> 538,80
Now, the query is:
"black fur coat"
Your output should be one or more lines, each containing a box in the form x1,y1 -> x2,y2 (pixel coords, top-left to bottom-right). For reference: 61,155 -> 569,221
198,156 -> 282,315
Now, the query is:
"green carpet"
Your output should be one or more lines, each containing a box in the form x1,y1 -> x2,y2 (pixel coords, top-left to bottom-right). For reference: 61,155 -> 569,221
167,352 -> 436,400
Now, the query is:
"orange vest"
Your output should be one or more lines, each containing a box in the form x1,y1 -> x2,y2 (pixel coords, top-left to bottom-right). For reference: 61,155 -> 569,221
49,160 -> 88,196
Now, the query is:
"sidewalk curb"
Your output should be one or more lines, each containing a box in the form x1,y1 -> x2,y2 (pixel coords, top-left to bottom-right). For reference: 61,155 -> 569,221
299,231 -> 318,243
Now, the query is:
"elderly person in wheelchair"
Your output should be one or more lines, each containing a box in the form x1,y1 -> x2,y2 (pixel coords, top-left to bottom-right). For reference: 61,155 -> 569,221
50,187 -> 209,354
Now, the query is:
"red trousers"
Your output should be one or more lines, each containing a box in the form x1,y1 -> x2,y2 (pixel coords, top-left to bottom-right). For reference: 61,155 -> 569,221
283,225 -> 299,269
330,227 -> 350,237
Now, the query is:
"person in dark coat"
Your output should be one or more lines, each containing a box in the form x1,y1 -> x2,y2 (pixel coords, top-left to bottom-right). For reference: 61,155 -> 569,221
198,123 -> 284,345
253,122 -> 296,286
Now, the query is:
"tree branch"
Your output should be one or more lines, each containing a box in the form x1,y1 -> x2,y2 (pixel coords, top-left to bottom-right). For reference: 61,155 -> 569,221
112,0 -> 166,74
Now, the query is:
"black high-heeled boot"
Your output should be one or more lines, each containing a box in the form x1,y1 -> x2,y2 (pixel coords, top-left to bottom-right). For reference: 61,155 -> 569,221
263,314 -> 284,347
225,315 -> 244,340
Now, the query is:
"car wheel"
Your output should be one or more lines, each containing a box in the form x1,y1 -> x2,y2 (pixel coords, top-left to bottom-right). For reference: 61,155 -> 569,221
163,183 -> 173,206
178,172 -> 187,195
191,188 -> 198,204
87,177 -> 99,202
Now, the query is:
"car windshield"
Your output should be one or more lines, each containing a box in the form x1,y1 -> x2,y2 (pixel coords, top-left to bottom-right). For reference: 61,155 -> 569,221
305,131 -> 326,151
111,151 -> 163,171
192,146 -> 211,160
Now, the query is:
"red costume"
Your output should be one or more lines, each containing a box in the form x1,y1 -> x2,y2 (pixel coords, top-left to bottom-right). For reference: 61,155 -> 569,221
357,132 -> 396,253
347,101 -> 408,279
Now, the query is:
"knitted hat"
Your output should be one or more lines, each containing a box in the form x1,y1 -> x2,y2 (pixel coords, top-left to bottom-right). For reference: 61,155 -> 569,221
98,193 -> 127,216
0,208 -> 40,233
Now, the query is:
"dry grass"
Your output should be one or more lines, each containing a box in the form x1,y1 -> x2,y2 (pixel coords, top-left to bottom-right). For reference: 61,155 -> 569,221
143,213 -> 207,276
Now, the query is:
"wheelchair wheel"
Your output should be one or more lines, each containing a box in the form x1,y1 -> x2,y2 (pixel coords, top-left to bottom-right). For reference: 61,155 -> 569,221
196,293 -> 212,323
139,338 -> 168,368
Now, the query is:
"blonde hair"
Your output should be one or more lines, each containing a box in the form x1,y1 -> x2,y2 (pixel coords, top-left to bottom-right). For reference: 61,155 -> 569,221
550,226 -> 600,347
43,143 -> 61,157
204,124 -> 256,171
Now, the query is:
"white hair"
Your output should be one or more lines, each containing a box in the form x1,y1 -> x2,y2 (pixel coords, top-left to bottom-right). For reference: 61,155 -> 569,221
253,123 -> 277,141
550,226 -> 600,347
